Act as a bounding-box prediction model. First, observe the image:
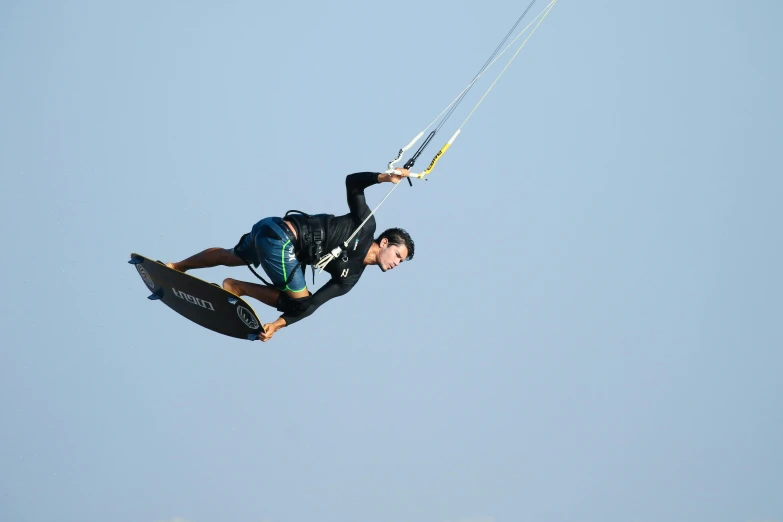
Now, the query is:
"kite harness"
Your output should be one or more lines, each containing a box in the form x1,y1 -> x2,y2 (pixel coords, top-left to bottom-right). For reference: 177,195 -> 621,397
233,210 -> 328,288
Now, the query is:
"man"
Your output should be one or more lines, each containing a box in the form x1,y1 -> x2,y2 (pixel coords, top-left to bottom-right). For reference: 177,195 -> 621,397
167,169 -> 415,341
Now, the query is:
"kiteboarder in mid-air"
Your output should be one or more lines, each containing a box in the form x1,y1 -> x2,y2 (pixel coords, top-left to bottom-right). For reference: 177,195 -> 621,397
166,169 -> 415,342
134,3 -> 560,342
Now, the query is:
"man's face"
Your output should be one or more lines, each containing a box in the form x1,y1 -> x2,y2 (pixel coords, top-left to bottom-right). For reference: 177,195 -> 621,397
378,239 -> 408,272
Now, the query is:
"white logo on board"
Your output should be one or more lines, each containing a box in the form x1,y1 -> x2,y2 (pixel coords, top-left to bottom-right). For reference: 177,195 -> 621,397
172,288 -> 215,311
136,265 -> 155,290
237,306 -> 260,329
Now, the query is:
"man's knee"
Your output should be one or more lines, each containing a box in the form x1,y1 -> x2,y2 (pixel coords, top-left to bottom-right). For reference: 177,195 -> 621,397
276,292 -> 312,314
223,278 -> 241,293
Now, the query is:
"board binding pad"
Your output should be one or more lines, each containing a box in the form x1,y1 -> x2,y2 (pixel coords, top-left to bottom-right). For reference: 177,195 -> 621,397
129,253 -> 265,341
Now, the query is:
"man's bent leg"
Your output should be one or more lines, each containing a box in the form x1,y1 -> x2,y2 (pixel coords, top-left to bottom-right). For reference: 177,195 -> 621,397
223,279 -> 309,308
168,248 -> 245,272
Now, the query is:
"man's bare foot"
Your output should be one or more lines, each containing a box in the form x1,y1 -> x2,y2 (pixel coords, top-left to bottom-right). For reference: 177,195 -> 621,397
166,262 -> 184,272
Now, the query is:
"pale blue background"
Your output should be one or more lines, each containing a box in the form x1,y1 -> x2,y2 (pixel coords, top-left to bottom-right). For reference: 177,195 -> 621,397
1,1 -> 781,522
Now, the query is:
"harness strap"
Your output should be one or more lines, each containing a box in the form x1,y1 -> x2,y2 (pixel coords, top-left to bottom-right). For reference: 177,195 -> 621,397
285,210 -> 326,284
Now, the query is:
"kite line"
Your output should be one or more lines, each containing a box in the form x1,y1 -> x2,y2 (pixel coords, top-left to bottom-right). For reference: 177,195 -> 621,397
315,0 -> 560,273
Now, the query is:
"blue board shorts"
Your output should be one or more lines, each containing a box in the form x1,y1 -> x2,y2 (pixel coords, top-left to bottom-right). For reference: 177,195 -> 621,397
233,217 -> 307,292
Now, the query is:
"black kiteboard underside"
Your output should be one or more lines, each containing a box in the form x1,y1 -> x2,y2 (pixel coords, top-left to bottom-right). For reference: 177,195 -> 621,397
129,253 -> 265,341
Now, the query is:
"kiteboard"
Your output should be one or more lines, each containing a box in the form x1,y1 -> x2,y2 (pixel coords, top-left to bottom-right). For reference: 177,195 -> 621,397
129,253 -> 265,341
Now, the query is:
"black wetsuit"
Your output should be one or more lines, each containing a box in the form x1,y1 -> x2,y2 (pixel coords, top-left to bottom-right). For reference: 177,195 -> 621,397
282,172 -> 381,325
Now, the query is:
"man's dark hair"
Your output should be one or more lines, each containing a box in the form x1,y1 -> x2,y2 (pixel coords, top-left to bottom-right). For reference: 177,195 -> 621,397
375,228 -> 415,260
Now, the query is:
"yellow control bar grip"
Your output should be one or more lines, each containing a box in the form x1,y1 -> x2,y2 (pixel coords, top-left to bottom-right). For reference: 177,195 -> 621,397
411,130 -> 461,178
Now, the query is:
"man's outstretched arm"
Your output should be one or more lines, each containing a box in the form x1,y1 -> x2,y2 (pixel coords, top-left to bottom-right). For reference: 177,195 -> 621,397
260,278 -> 356,341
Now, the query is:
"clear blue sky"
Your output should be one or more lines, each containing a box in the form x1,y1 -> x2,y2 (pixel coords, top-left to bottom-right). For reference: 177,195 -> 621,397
1,1 -> 781,522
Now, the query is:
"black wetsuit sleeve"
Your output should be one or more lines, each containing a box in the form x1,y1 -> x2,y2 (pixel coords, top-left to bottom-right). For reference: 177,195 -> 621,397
280,277 -> 358,325
346,172 -> 380,221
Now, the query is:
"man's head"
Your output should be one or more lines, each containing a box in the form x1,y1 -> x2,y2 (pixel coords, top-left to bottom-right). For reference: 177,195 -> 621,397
374,228 -> 414,272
